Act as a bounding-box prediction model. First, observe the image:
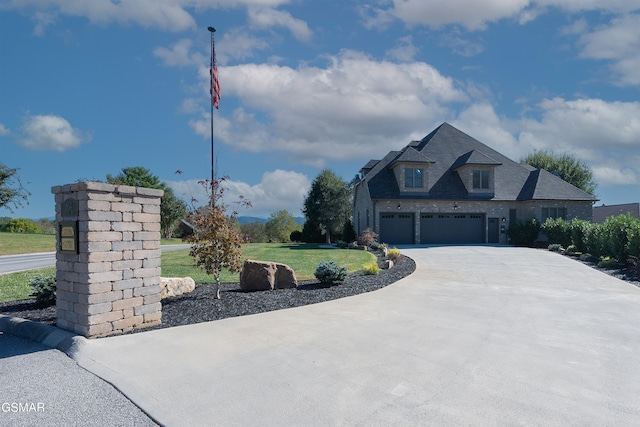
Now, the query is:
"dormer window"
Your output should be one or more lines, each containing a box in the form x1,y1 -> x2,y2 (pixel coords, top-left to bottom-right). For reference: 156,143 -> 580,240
472,170 -> 489,189
405,168 -> 423,188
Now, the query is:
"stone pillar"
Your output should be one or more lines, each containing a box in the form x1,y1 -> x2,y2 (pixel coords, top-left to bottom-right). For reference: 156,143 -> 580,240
51,182 -> 163,338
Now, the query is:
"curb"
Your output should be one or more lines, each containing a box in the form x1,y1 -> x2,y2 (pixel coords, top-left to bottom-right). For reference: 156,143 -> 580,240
0,314 -> 87,357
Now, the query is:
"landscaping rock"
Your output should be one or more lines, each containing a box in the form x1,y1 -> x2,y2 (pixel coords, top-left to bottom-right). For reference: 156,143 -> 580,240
275,263 -> 298,289
382,259 -> 394,269
240,260 -> 298,291
160,277 -> 196,299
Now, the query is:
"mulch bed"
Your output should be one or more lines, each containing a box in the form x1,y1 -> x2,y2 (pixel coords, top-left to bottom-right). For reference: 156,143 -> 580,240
2,250 -> 638,335
0,253 -> 416,333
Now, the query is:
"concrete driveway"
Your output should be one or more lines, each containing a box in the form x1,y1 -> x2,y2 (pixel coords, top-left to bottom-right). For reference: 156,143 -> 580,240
70,246 -> 640,426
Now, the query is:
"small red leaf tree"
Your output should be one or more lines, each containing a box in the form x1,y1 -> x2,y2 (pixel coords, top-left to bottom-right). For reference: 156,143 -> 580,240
186,178 -> 251,299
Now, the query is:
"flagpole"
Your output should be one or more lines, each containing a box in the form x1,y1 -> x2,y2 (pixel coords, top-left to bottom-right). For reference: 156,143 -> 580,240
208,26 -> 216,185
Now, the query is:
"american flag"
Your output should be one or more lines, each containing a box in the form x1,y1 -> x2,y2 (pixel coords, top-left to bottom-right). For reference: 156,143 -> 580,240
210,39 -> 220,109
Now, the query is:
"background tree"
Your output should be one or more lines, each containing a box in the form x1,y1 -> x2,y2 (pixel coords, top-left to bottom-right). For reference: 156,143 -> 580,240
3,218 -> 41,233
303,169 -> 352,243
240,221 -> 267,243
0,163 -> 29,212
265,210 -> 300,242
187,178 -> 250,299
520,150 -> 597,196
107,166 -> 187,238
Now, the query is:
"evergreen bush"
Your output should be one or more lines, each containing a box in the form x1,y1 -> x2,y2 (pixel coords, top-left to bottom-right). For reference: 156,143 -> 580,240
29,274 -> 57,306
314,260 -> 348,284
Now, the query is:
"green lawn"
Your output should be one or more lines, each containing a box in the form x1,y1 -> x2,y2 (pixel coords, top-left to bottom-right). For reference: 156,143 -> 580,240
0,233 -> 56,255
0,243 -> 375,303
0,232 -> 186,256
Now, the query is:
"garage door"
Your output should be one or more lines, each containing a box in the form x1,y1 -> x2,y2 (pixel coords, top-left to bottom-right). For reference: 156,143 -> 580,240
420,213 -> 484,244
379,213 -> 414,244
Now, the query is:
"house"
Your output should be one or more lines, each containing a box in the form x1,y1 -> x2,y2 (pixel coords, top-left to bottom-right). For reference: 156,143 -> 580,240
353,122 -> 597,245
593,203 -> 640,223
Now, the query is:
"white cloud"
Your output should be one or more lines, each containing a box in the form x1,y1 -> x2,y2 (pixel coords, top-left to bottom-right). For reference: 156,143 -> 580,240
166,169 -> 310,217
363,0 -> 640,31
517,97 -> 640,186
373,0 -> 531,30
19,114 -> 91,151
8,0 -> 292,33
218,28 -> 270,63
577,13 -> 640,86
386,36 -> 419,62
153,38 -> 204,67
248,7 -> 312,41
0,124 -> 10,136
210,50 -> 467,166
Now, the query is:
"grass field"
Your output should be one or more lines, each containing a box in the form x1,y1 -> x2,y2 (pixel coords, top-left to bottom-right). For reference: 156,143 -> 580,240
0,232 -> 185,256
0,243 -> 375,303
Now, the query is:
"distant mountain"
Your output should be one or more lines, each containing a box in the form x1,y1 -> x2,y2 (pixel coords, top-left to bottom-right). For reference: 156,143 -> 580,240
237,216 -> 305,225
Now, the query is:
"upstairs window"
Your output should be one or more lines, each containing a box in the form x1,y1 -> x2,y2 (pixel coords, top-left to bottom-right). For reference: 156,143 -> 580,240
404,168 -> 423,188
472,170 -> 489,189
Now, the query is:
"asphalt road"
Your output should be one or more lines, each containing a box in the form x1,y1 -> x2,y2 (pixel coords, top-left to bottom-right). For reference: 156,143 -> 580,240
0,332 -> 157,426
0,244 -> 191,275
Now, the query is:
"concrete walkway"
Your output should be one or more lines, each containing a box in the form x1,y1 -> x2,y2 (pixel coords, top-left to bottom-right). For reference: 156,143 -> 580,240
69,246 -> 640,426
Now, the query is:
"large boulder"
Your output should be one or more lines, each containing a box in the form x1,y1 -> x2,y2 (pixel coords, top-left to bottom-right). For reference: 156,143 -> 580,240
275,263 -> 298,289
240,260 -> 297,291
160,277 -> 196,299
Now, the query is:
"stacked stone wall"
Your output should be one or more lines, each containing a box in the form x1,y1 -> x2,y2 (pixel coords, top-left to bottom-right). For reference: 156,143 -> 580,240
52,182 -> 163,338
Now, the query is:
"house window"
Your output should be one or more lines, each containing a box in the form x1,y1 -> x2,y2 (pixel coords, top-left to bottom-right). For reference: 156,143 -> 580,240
404,168 -> 423,188
542,207 -> 567,221
472,170 -> 489,189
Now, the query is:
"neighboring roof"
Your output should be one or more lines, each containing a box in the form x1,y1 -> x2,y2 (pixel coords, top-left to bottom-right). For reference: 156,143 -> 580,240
593,203 -> 640,223
361,122 -> 597,202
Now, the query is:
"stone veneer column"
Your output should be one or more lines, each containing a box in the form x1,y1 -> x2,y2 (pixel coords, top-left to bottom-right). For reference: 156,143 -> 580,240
51,182 -> 163,338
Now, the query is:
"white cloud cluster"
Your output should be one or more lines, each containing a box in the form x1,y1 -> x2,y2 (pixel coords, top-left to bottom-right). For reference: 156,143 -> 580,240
19,114 -> 91,151
206,50 -> 466,166
248,6 -> 312,41
0,124 -> 10,136
363,0 -> 640,31
451,98 -> 640,188
166,169 -> 310,217
7,0 -> 294,33
577,13 -> 640,86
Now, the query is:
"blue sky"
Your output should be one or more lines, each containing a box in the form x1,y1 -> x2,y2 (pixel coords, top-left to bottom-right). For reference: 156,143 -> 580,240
1,0 -> 639,220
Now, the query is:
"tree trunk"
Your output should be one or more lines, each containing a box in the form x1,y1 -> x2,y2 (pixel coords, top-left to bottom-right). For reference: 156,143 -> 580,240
325,229 -> 331,244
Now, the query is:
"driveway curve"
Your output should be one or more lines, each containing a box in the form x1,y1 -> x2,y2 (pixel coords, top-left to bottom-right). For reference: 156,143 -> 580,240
72,246 -> 640,426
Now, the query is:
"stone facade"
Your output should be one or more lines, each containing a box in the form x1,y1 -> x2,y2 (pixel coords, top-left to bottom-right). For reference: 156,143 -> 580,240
51,182 -> 163,338
355,193 -> 594,245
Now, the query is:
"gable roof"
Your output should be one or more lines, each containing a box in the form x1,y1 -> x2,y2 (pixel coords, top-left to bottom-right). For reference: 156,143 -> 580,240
361,122 -> 596,202
389,146 -> 434,167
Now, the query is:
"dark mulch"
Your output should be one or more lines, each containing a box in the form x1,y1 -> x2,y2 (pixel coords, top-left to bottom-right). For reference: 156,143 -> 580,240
2,251 -> 638,334
0,254 -> 416,333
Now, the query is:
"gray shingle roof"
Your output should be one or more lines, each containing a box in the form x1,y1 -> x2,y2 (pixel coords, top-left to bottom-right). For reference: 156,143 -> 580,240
361,122 -> 596,202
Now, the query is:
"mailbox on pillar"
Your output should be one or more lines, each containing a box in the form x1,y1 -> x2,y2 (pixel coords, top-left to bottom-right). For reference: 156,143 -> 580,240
60,198 -> 79,254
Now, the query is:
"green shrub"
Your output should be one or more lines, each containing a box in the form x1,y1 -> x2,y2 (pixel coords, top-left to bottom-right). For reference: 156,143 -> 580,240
362,262 -> 380,275
541,217 -> 571,248
387,247 -> 401,260
29,274 -> 56,306
508,218 -> 540,247
3,218 -> 41,234
336,240 -> 348,249
599,214 -> 638,260
626,220 -> 640,259
314,260 -> 348,284
570,219 -> 593,253
598,256 -> 619,268
289,230 -> 302,242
